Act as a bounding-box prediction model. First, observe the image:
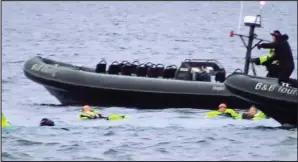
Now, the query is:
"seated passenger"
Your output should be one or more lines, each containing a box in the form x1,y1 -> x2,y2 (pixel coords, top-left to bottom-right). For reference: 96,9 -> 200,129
206,103 -> 240,119
241,105 -> 268,120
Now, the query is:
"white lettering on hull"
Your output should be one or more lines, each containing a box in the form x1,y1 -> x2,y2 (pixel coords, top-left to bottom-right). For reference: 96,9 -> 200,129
31,64 -> 57,77
212,86 -> 225,91
254,82 -> 297,96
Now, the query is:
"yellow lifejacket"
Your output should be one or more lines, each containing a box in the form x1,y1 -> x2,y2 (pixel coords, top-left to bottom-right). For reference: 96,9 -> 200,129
78,110 -> 100,120
206,109 -> 240,119
252,111 -> 268,120
224,109 -> 241,119
108,114 -> 129,120
2,113 -> 11,128
259,49 -> 279,65
206,111 -> 222,118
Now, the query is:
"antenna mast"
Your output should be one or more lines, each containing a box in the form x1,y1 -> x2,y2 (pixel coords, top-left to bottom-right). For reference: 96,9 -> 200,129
229,1 -> 269,75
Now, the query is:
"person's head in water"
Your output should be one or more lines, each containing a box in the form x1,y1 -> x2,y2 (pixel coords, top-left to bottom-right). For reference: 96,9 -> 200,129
242,105 -> 258,119
82,105 -> 101,114
247,105 -> 257,116
270,30 -> 281,42
218,103 -> 227,113
82,105 -> 92,112
40,118 -> 55,126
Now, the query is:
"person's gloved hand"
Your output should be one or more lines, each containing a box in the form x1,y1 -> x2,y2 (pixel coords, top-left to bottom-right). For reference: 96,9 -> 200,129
251,58 -> 261,65
257,44 -> 262,50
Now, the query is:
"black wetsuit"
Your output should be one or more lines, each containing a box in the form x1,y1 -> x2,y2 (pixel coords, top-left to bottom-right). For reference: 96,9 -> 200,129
39,118 -> 69,131
258,35 -> 295,84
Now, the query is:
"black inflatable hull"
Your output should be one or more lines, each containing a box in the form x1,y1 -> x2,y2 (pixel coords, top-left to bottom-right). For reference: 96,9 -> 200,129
224,73 -> 298,126
23,56 -> 250,109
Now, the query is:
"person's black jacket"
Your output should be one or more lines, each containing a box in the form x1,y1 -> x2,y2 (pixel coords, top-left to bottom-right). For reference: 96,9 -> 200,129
258,34 -> 294,70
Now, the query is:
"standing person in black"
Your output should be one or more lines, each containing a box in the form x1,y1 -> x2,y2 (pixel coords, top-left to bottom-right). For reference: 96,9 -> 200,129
251,48 -> 279,78
255,30 -> 295,85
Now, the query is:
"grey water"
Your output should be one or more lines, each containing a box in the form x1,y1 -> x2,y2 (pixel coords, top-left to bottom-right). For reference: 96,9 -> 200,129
2,1 -> 297,161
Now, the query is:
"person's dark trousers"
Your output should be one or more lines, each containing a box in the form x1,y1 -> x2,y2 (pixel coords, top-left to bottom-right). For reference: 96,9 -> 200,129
277,66 -> 294,86
266,64 -> 279,78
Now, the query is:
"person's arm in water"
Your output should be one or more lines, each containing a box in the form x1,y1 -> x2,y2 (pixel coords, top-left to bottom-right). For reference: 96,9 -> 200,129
206,111 -> 222,118
80,113 -> 97,119
98,114 -> 109,120
224,109 -> 240,119
80,112 -> 109,120
90,110 -> 109,120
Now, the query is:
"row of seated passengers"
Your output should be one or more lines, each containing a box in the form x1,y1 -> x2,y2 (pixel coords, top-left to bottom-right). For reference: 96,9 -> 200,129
95,60 -> 178,78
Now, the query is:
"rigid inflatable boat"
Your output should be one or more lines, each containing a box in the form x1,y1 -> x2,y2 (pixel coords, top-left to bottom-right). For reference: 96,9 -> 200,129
224,73 -> 298,126
23,56 -> 250,109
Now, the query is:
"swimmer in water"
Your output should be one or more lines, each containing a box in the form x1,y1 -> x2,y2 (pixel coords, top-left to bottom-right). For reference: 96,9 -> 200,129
39,118 -> 69,131
40,118 -> 55,126
241,105 -> 268,120
79,105 -> 127,120
79,105 -> 109,120
206,103 -> 240,119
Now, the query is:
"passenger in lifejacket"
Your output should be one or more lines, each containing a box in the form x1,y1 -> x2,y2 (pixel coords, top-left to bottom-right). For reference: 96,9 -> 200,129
78,105 -> 126,120
253,30 -> 295,85
251,49 -> 279,78
206,103 -> 239,119
241,105 -> 268,120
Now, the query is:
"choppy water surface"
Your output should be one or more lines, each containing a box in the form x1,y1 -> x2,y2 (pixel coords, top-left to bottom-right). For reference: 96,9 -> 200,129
2,1 -> 297,161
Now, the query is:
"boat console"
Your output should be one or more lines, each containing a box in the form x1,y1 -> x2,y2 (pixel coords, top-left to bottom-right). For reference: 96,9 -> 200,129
175,59 -> 226,82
